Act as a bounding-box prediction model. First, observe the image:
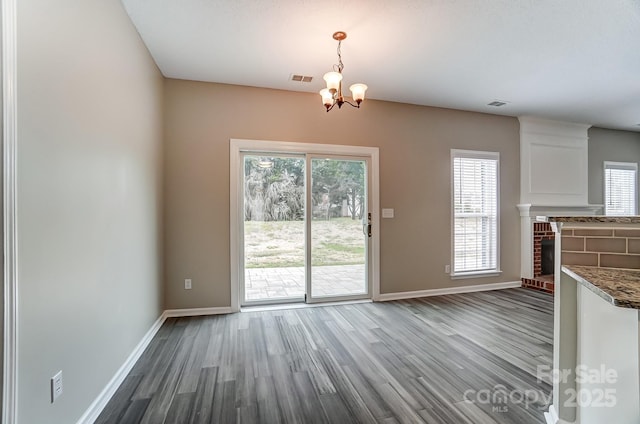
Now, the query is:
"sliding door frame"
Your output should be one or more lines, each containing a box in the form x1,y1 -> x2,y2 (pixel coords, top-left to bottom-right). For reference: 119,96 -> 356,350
305,154 -> 371,304
230,139 -> 380,312
3,0 -> 18,421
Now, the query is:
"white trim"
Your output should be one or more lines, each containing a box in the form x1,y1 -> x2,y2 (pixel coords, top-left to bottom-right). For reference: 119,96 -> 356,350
516,204 -> 603,217
75,314 -> 167,424
229,139 -> 380,308
376,281 -> 522,302
603,160 -> 638,171
544,404 -> 559,424
370,151 -> 381,301
230,138 -> 380,157
241,299 -> 372,312
518,116 -> 592,138
305,154 -> 311,302
241,297 -> 305,308
2,0 -> 18,421
229,144 -> 241,312
450,149 -> 500,160
163,307 -> 233,318
450,270 -> 502,280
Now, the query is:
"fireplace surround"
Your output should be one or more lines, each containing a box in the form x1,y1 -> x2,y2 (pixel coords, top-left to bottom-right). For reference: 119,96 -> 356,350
518,204 -> 602,294
522,221 -> 556,293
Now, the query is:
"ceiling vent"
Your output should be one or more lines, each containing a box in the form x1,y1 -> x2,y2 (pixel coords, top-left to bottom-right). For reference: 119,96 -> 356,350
487,100 -> 508,107
290,74 -> 313,83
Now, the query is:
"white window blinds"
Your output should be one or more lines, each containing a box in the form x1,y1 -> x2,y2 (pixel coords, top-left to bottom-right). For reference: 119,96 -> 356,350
452,150 -> 499,274
604,161 -> 637,216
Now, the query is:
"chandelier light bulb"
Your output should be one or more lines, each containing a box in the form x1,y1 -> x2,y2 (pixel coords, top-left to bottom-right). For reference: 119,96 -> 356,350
323,71 -> 342,93
349,83 -> 368,103
319,88 -> 334,108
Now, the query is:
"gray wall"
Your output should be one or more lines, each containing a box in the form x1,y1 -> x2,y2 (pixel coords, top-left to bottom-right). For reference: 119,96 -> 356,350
17,0 -> 164,422
163,79 -> 521,309
588,127 -> 640,206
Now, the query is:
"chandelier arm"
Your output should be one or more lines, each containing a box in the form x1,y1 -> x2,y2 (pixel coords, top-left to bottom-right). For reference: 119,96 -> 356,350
341,99 -> 361,109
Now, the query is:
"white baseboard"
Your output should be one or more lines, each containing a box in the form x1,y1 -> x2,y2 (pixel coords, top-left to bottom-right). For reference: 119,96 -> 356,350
77,306 -> 233,422
376,281 -> 522,302
75,313 -> 167,424
164,306 -> 233,317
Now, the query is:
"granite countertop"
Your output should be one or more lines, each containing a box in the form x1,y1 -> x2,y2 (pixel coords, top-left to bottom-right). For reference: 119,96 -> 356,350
548,216 -> 640,224
562,265 -> 640,309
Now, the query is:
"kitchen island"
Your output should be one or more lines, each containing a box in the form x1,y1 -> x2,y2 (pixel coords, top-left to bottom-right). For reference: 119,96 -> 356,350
545,217 -> 640,424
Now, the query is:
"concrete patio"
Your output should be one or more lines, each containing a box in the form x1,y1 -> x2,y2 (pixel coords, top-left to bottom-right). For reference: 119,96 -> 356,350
244,264 -> 366,301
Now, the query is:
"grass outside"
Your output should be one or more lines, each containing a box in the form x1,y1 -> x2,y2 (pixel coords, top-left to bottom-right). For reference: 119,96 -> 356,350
244,218 -> 366,268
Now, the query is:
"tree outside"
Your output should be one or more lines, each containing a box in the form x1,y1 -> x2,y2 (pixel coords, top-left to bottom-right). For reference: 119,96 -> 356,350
243,156 -> 366,268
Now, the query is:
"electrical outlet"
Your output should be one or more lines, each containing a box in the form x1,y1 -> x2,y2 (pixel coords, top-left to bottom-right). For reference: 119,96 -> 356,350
184,279 -> 192,290
51,370 -> 63,403
445,264 -> 451,274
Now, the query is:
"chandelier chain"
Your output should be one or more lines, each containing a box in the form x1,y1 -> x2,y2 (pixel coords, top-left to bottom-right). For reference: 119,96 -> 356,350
334,40 -> 344,73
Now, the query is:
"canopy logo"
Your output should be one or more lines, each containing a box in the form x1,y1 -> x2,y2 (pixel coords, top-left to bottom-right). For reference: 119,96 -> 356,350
462,385 -> 551,412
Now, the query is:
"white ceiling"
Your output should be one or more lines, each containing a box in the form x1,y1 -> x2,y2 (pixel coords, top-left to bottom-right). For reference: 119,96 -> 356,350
122,0 -> 640,131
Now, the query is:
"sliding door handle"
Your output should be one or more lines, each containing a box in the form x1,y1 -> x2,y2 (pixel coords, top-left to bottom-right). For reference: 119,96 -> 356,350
365,212 -> 372,238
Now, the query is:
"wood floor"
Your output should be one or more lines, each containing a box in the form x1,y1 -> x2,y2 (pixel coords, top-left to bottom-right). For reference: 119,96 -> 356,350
96,288 -> 553,424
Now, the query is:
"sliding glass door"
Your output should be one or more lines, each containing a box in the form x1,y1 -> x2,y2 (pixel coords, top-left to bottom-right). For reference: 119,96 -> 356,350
241,153 -> 370,306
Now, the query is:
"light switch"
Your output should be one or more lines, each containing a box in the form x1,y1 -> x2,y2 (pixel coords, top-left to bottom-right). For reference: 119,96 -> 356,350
382,208 -> 394,218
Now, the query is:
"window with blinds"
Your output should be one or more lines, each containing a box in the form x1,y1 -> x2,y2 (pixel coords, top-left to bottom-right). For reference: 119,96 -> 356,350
604,161 -> 637,216
451,150 -> 500,276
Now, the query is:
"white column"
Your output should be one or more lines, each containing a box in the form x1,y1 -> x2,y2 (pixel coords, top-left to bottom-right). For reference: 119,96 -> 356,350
518,204 -> 533,279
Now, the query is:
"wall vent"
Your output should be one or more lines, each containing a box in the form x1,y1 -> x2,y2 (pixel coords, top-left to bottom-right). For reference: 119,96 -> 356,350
487,100 -> 508,107
290,74 -> 313,83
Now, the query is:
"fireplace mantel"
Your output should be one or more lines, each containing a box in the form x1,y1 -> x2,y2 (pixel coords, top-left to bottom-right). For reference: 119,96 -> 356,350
517,203 -> 603,218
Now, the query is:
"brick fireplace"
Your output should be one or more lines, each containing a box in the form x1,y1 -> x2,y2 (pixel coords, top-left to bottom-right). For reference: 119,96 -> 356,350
522,222 -> 555,293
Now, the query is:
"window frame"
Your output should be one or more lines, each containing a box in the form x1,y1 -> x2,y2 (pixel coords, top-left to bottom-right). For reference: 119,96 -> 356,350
604,161 -> 638,216
450,149 -> 501,279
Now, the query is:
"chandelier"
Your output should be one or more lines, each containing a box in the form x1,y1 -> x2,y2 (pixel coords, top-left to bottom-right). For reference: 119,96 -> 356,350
319,31 -> 368,112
